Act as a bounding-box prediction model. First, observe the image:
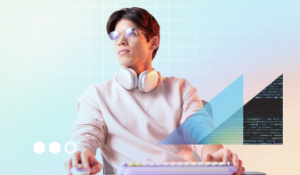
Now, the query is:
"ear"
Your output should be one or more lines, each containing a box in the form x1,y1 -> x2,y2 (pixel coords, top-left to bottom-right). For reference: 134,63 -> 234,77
150,36 -> 159,51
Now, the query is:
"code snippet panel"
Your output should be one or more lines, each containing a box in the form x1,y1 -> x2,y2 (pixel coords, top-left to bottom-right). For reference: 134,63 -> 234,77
243,75 -> 283,144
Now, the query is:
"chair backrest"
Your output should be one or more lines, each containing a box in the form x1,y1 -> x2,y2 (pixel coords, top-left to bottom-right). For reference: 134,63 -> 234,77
102,153 -> 115,174
101,100 -> 212,174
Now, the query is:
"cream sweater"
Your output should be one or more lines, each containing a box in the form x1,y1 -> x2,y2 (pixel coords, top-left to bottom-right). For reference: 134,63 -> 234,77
71,71 -> 212,169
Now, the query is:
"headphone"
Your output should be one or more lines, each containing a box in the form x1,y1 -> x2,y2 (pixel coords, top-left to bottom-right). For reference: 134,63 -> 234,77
116,67 -> 159,92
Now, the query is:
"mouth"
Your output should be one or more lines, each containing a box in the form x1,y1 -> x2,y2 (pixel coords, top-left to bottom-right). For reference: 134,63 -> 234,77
118,50 -> 130,55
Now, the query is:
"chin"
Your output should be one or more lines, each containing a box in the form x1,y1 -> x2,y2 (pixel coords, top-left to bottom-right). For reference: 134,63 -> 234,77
118,56 -> 134,67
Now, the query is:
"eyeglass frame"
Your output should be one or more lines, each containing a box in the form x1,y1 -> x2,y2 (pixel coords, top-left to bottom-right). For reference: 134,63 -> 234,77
108,27 -> 147,42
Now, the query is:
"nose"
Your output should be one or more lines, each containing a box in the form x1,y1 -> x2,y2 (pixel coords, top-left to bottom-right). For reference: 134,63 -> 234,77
117,32 -> 128,46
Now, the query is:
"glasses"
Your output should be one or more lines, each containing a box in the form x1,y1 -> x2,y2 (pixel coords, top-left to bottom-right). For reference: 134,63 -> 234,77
109,28 -> 146,41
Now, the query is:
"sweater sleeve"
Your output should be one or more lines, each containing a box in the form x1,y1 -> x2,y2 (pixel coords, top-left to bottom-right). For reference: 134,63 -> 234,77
71,86 -> 108,155
180,82 -> 215,160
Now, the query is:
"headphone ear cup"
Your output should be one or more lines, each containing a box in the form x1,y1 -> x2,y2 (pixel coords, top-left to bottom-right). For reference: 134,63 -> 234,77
138,71 -> 148,91
138,70 -> 159,92
117,68 -> 138,90
125,68 -> 138,88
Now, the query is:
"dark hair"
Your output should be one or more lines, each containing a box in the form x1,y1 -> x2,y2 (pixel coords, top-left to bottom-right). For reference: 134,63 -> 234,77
106,7 -> 160,60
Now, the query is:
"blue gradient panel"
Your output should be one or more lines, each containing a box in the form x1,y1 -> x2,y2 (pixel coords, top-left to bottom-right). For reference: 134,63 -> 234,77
159,75 -> 243,145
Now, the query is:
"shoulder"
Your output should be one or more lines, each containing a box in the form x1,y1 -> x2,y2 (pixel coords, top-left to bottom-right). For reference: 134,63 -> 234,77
161,76 -> 198,99
78,80 -> 113,100
161,76 -> 196,89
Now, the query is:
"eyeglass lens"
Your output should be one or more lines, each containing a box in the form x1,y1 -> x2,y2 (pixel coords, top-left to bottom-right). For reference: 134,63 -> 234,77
109,28 -> 137,41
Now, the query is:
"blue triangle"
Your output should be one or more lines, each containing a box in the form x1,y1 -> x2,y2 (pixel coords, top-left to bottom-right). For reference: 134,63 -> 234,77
158,75 -> 244,145
198,106 -> 243,144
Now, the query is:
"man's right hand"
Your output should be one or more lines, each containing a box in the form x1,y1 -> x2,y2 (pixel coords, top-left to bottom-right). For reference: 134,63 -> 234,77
64,148 -> 104,175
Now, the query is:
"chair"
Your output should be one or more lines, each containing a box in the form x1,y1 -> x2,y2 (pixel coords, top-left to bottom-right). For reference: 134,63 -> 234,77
101,100 -> 213,174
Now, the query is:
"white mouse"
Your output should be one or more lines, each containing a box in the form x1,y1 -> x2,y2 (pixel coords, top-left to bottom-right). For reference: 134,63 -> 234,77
71,164 -> 91,175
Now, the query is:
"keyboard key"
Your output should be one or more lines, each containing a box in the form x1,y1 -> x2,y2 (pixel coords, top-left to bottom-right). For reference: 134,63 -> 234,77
190,162 -> 197,166
218,162 -> 226,166
154,162 -> 162,166
170,162 -> 176,166
197,162 -> 204,166
183,162 -> 191,166
162,162 -> 170,166
212,162 -> 219,166
204,162 -> 212,166
147,162 -> 155,166
176,162 -> 183,166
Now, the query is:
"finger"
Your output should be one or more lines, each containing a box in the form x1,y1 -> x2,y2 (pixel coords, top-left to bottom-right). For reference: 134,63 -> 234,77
232,153 -> 239,168
236,160 -> 244,175
64,158 -> 73,175
64,161 -> 67,171
72,151 -> 81,167
91,163 -> 104,174
233,160 -> 242,175
81,149 -> 91,168
204,153 -> 212,162
223,149 -> 232,164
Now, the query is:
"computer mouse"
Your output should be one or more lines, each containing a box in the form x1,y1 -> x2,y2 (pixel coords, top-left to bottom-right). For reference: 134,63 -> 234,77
71,164 -> 91,175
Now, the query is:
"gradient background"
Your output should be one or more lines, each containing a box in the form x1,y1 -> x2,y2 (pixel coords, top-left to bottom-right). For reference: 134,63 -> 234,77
0,0 -> 299,174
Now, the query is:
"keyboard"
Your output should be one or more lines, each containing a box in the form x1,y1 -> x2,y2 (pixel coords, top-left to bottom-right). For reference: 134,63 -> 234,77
117,162 -> 237,175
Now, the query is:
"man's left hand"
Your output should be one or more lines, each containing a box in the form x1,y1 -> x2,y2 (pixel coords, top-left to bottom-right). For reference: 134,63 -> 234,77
202,148 -> 245,175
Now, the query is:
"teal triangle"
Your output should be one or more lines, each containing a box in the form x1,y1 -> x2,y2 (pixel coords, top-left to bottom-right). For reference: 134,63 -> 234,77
198,106 -> 243,144
158,75 -> 244,145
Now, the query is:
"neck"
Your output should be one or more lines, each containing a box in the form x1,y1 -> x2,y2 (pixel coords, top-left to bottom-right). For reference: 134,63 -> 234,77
127,62 -> 153,76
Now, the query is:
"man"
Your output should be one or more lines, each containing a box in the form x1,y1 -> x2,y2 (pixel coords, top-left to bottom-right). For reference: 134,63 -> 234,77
64,7 -> 245,175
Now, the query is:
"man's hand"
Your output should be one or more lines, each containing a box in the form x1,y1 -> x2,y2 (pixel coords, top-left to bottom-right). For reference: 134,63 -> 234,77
64,148 -> 103,175
202,148 -> 245,175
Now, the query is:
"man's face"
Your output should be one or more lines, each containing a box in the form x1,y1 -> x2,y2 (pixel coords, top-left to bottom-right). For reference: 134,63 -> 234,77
114,18 -> 152,68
